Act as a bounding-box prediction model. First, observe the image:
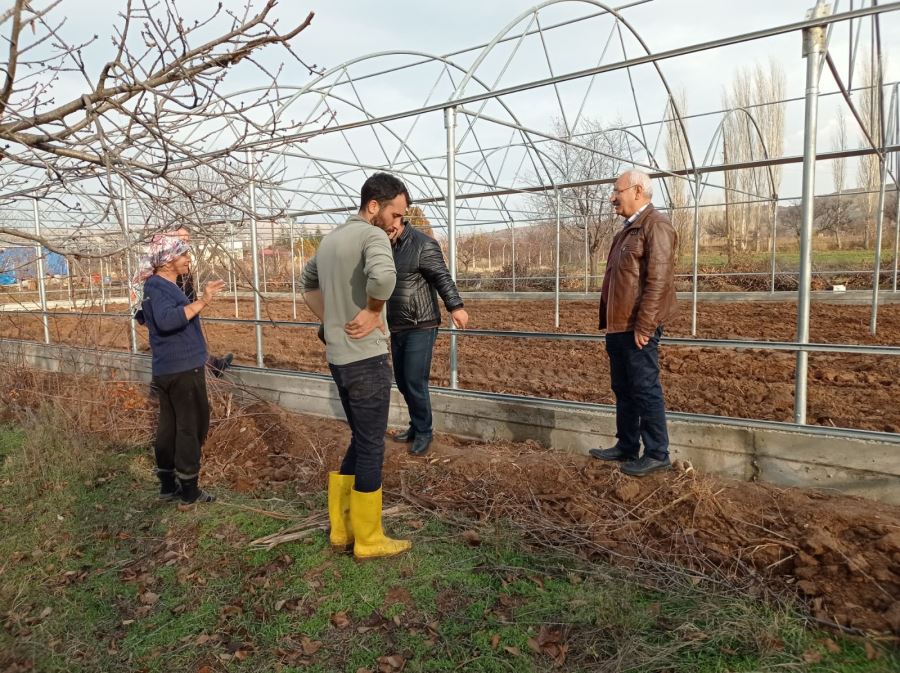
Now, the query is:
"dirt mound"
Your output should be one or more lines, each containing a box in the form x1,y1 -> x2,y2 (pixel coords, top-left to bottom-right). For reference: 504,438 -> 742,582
199,403 -> 900,637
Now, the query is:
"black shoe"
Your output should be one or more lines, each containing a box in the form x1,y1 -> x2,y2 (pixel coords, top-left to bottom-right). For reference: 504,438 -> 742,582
210,353 -> 234,378
392,428 -> 415,443
178,477 -> 216,504
588,446 -> 638,462
157,469 -> 180,501
620,455 -> 672,477
408,434 -> 433,456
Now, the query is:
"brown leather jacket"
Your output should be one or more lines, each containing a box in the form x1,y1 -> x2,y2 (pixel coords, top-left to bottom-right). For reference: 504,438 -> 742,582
598,204 -> 678,335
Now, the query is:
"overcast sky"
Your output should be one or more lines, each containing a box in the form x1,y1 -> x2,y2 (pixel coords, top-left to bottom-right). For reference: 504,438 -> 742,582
11,1 -> 900,224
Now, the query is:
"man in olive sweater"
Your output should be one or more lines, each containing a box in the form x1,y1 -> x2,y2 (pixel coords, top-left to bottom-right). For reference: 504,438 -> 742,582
301,172 -> 411,560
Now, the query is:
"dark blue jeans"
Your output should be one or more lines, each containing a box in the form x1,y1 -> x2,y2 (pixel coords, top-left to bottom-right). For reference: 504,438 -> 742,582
605,327 -> 669,460
328,354 -> 392,492
390,327 -> 437,437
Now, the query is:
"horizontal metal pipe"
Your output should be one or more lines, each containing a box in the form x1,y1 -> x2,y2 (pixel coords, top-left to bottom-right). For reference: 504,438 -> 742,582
7,310 -> 899,357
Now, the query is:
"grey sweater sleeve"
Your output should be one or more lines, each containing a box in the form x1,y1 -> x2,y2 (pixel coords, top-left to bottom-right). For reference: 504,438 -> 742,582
363,228 -> 397,300
300,254 -> 319,291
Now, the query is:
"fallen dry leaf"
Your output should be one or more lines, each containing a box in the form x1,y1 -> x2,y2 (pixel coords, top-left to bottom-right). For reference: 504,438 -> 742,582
503,646 -> 521,657
461,530 -> 481,546
376,654 -> 406,672
802,649 -> 823,664
301,636 -> 323,655
139,591 -> 160,606
331,611 -> 350,629
864,642 -> 880,661
822,638 -> 841,654
490,634 -> 500,649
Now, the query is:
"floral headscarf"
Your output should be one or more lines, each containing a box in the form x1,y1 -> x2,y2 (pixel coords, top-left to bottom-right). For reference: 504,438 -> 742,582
130,234 -> 191,307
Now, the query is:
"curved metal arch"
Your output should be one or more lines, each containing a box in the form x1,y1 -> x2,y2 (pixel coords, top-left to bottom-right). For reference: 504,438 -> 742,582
259,84 -> 524,222
243,50 -> 562,211
450,0 -> 699,193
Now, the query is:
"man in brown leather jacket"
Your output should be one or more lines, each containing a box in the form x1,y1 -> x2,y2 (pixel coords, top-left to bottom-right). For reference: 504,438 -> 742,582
589,170 -> 678,477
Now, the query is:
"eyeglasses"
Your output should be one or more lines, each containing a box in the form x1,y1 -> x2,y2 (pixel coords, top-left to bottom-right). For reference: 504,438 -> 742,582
611,184 -> 638,196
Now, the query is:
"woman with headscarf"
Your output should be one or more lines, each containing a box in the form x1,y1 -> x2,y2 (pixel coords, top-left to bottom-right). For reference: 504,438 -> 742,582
134,235 -> 224,503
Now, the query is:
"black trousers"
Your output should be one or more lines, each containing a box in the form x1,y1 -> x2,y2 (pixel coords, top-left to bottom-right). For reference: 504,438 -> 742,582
328,354 -> 392,492
605,327 -> 669,460
152,367 -> 210,480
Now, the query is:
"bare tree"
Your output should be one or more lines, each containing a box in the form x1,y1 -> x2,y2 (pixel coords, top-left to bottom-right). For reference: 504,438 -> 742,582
0,1 -> 319,255
663,91 -> 690,258
721,60 -> 785,258
819,113 -> 849,249
856,50 -> 885,249
530,118 -> 634,280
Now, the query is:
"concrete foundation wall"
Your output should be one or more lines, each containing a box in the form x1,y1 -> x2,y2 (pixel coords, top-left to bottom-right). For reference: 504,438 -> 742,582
3,338 -> 898,505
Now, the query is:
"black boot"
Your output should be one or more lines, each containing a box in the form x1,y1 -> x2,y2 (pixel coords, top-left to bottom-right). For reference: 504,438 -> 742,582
157,469 -> 180,501
178,477 -> 216,504
392,427 -> 415,443
408,433 -> 433,456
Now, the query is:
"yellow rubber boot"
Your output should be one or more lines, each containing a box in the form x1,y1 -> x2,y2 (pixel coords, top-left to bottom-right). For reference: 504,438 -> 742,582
349,487 -> 411,559
327,472 -> 354,549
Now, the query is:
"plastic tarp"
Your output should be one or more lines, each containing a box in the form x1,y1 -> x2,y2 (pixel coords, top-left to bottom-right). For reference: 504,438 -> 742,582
0,247 -> 68,279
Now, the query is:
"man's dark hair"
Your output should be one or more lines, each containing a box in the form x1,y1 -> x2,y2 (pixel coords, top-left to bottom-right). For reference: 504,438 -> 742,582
359,172 -> 412,211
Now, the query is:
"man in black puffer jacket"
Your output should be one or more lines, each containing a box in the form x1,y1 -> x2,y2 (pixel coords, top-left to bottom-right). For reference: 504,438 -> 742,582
387,215 -> 469,456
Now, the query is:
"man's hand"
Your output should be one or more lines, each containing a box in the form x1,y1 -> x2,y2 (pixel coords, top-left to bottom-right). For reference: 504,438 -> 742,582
201,279 -> 226,303
345,308 -> 385,339
450,308 -> 469,329
387,224 -> 402,243
634,331 -> 650,349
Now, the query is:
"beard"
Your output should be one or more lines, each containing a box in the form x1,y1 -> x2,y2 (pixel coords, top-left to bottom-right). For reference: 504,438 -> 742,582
373,207 -> 392,232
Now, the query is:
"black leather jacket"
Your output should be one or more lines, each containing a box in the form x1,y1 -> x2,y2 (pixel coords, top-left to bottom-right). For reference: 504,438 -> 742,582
387,224 -> 463,331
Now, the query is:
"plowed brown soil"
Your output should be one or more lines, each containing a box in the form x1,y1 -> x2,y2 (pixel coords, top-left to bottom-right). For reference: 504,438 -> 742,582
2,297 -> 898,431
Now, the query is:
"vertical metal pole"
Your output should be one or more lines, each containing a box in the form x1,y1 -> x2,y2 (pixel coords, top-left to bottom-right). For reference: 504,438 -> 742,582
87,256 -> 95,303
794,1 -> 829,425
511,219 -> 517,293
31,200 -> 50,344
691,172 -> 701,335
230,222 -> 239,318
65,257 -> 74,309
298,223 -> 306,275
583,221 -> 589,292
445,107 -> 459,389
121,180 -> 138,353
893,173 -> 900,293
769,198 -> 779,293
554,189 -> 561,329
289,218 -> 298,320
893,115 -> 900,292
248,151 -> 265,368
870,88 -> 897,332
261,247 -> 268,294
870,159 -> 889,334
99,244 -> 106,311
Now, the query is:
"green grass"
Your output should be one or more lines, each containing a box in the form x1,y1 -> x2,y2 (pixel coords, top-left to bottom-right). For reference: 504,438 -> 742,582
0,423 -> 897,673
676,248 -> 887,271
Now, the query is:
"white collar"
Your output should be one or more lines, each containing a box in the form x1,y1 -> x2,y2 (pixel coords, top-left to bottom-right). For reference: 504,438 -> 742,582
623,202 -> 650,226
